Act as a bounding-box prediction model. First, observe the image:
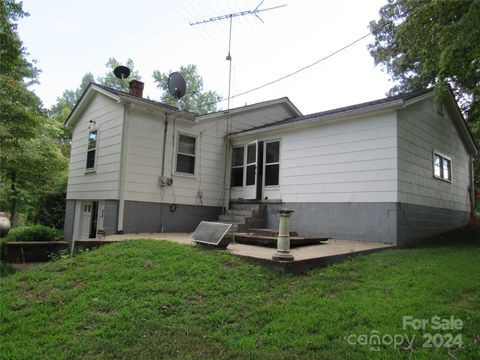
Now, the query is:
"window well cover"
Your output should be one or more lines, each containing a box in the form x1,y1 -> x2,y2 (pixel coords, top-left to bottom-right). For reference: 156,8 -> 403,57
191,221 -> 232,245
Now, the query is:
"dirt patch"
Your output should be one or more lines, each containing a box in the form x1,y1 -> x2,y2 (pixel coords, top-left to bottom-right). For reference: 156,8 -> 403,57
456,293 -> 475,308
35,287 -> 52,300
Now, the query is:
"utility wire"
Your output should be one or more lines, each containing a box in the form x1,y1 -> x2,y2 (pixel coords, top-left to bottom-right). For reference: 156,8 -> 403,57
199,2 -> 424,108
229,32 -> 371,102
204,31 -> 372,108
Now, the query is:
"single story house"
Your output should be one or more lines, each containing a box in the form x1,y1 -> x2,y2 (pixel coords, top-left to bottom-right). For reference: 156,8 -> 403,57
64,80 -> 477,245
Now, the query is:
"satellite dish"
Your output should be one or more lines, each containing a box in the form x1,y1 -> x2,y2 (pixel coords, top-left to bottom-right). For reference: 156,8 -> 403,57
113,65 -> 131,80
168,72 -> 186,100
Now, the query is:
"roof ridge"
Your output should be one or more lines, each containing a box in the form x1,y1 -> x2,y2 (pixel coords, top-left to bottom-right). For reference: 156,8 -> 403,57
230,87 -> 434,135
91,82 -> 198,115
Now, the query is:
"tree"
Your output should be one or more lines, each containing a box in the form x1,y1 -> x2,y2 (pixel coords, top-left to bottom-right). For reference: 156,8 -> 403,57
153,64 -> 222,114
49,58 -> 141,150
98,57 -> 141,92
368,0 -> 480,185
0,0 -> 68,226
49,72 -> 93,151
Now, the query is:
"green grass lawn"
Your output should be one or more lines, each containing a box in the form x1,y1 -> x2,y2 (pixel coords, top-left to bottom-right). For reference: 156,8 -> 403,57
1,228 -> 479,359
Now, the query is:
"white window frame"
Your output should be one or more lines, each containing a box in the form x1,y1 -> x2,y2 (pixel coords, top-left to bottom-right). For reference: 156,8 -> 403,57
85,129 -> 98,173
231,146 -> 245,188
433,150 -> 452,182
263,139 -> 281,188
174,131 -> 197,177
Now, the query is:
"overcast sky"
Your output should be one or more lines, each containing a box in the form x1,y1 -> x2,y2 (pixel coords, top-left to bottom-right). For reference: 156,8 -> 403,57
19,0 -> 393,115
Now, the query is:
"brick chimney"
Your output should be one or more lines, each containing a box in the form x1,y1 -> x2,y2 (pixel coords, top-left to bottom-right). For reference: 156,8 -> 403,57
129,80 -> 144,97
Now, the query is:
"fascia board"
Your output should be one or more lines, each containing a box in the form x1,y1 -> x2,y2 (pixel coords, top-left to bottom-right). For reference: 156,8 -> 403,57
230,100 -> 403,138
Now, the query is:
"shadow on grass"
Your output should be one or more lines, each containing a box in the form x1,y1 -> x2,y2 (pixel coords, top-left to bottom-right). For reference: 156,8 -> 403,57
403,224 -> 480,249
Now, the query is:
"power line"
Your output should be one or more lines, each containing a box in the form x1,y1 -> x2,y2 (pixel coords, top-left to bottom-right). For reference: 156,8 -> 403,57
229,32 -> 371,102
203,31 -> 372,108
203,2 -> 425,108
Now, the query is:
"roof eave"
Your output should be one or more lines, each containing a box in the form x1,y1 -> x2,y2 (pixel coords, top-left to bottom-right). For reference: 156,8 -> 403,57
64,84 -> 121,128
119,95 -> 196,121
230,99 -> 404,138
64,84 -> 196,127
444,93 -> 478,154
196,97 -> 302,122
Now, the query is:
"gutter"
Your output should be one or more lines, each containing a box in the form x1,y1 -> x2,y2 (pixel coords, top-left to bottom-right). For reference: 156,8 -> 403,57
229,99 -> 404,138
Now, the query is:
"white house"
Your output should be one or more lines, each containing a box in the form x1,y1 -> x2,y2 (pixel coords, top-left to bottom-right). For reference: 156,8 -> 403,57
64,81 -> 477,245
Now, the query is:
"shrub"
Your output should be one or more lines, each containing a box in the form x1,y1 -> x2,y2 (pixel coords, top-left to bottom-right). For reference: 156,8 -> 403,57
32,192 -> 66,230
0,261 -> 15,276
0,238 -> 15,276
6,225 -> 62,242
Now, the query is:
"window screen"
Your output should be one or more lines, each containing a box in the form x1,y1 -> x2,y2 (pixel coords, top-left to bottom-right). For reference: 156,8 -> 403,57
433,152 -> 451,181
264,141 -> 280,186
176,134 -> 196,174
86,130 -> 97,170
231,147 -> 244,187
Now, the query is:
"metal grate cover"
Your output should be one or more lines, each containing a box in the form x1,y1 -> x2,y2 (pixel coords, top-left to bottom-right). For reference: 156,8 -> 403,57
191,221 -> 232,246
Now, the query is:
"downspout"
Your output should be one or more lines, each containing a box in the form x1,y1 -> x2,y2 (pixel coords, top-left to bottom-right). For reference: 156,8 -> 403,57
222,114 -> 233,213
161,113 -> 168,178
117,103 -> 130,233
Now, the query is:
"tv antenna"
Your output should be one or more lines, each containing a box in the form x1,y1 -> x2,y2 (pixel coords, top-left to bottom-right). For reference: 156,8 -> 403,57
189,1 -> 286,111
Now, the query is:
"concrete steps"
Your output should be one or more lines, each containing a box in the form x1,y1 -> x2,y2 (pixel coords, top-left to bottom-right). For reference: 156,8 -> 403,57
217,202 -> 267,233
214,202 -> 329,248
234,229 -> 329,248
248,228 -> 298,237
225,208 -> 253,217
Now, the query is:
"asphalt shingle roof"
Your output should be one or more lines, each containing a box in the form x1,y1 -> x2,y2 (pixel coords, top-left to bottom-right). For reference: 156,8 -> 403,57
93,82 -> 198,115
231,88 -> 434,135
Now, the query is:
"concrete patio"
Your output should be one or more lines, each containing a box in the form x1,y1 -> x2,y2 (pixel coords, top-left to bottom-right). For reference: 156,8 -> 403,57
79,232 -> 394,273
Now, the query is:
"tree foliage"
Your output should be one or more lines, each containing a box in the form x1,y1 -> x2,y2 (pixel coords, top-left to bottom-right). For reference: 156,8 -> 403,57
0,0 -> 68,226
98,57 -> 141,92
153,64 -> 221,114
48,57 -> 141,151
0,0 -> 38,81
369,0 -> 480,185
368,0 -> 479,125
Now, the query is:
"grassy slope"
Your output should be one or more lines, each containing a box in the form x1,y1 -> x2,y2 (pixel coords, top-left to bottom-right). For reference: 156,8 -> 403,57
1,234 -> 479,359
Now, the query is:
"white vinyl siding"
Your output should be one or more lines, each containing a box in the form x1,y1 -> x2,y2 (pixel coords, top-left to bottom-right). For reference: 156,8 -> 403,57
279,113 -> 398,203
124,107 -> 227,207
225,104 -> 297,133
397,97 -> 470,211
66,93 -> 124,200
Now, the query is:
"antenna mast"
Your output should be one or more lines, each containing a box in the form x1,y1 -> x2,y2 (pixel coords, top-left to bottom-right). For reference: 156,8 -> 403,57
189,0 -> 286,110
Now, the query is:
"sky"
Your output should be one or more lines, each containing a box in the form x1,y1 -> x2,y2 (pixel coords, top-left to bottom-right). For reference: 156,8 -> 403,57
18,0 -> 394,115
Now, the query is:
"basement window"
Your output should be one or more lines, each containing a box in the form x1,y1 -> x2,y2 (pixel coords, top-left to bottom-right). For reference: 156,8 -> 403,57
433,151 -> 452,182
86,130 -> 97,171
176,134 -> 196,175
231,147 -> 244,187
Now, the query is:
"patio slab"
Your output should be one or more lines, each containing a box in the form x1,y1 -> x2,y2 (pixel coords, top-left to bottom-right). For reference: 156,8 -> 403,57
96,232 -> 394,273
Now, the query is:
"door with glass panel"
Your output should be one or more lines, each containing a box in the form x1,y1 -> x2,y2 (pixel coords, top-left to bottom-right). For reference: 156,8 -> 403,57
244,141 -> 258,199
262,140 -> 280,199
230,141 -> 258,200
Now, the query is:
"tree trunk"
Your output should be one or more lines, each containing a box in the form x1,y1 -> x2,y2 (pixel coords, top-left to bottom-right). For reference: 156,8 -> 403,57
10,171 -> 17,226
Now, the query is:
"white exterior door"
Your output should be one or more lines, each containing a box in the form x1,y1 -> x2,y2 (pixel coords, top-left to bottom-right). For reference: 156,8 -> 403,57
244,141 -> 258,199
80,202 -> 92,239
